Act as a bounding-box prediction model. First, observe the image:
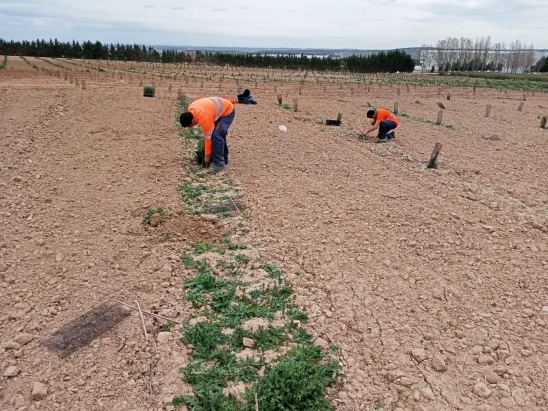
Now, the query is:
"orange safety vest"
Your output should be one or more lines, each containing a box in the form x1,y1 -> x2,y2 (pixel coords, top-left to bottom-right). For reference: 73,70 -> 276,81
374,108 -> 399,126
189,97 -> 235,156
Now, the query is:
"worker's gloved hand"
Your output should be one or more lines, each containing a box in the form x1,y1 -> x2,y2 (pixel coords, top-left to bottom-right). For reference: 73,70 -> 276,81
203,155 -> 211,167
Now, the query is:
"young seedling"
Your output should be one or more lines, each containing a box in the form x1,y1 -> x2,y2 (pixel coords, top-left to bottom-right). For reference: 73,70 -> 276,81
142,207 -> 166,225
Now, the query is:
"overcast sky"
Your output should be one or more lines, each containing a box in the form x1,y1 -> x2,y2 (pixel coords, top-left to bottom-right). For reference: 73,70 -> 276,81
1,0 -> 547,49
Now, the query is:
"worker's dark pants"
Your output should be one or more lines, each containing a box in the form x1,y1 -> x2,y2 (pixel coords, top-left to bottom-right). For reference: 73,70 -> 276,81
378,120 -> 397,138
211,109 -> 235,167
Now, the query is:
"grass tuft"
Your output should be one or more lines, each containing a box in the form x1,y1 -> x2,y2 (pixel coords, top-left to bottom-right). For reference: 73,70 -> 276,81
142,207 -> 166,224
247,345 -> 341,411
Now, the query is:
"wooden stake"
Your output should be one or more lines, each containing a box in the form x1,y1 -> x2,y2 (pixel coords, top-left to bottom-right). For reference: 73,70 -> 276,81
435,110 -> 443,125
541,115 -> 547,129
446,93 -> 451,101
277,95 -> 283,105
293,98 -> 298,112
135,300 -> 149,342
427,143 -> 443,169
517,101 -> 524,112
393,101 -> 399,115
485,105 -> 491,118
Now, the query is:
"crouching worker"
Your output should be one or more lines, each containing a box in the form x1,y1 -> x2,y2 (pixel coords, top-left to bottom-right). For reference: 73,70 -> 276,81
363,108 -> 399,143
180,97 -> 237,173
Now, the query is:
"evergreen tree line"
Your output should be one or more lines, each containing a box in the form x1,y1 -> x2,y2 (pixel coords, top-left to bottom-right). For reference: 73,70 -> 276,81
0,38 -> 415,73
532,56 -> 548,72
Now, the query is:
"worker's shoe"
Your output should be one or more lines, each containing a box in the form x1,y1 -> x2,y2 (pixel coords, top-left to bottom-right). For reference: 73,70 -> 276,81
208,164 -> 225,174
376,137 -> 388,143
387,131 -> 396,139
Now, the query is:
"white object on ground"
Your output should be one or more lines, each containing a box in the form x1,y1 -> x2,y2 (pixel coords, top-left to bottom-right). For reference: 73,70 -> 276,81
278,124 -> 288,133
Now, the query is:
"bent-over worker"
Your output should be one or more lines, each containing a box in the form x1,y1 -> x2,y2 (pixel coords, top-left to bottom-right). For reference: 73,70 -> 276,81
179,96 -> 237,172
363,108 -> 399,142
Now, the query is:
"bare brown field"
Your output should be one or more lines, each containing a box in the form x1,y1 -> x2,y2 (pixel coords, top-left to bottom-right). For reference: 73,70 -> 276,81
1,56 -> 547,410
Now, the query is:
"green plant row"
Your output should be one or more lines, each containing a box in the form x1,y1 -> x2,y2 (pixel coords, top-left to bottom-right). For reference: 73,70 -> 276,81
173,250 -> 342,411
172,101 -> 342,410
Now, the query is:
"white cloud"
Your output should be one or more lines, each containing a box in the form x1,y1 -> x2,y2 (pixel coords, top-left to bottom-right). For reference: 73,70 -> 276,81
0,0 -> 547,48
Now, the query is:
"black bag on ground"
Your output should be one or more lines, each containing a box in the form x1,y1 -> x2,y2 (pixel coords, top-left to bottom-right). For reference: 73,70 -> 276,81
237,89 -> 257,105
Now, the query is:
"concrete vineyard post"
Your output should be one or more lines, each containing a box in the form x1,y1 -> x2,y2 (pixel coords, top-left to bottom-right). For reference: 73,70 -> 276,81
427,143 -> 443,169
436,110 -> 443,125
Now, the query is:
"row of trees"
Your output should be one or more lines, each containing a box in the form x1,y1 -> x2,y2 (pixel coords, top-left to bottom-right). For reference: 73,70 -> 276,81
420,37 -> 539,73
0,38 -> 415,73
533,56 -> 548,72
194,49 -> 415,72
0,39 -> 192,63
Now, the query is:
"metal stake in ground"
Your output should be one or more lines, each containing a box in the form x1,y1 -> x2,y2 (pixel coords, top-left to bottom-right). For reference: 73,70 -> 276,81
427,143 -> 443,169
